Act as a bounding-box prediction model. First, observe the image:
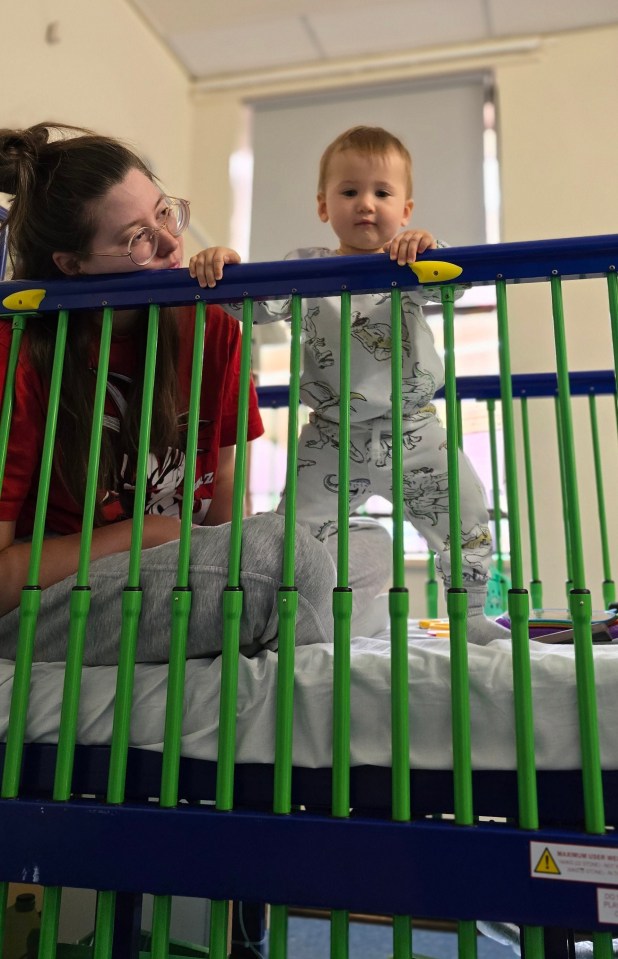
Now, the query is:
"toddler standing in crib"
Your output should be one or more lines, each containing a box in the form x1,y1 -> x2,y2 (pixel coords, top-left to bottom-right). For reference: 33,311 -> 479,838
191,125 -> 509,645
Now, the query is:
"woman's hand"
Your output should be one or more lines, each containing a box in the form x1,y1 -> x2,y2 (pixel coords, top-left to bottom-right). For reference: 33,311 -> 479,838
385,229 -> 437,266
189,247 -> 241,289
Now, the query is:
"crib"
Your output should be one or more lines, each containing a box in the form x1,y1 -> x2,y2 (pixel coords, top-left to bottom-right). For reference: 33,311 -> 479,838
0,235 -> 617,959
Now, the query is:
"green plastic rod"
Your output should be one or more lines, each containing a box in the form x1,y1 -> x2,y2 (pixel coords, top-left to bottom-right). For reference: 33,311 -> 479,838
441,285 -> 473,828
0,315 -> 26,494
208,299 -> 254,959
215,296 -> 253,812
1,311 -> 68,799
209,899 -> 230,959
330,909 -> 350,959
268,306 -> 300,959
273,294 -> 302,820
425,551 -> 438,618
486,399 -> 503,573
389,287 -> 410,825
332,290 -> 352,818
607,271 -> 618,430
53,307 -> 113,802
554,398 -> 574,597
152,303 -> 206,959
106,305 -> 160,804
160,301 -> 206,808
330,291 -> 353,959
392,915 -> 412,959
456,398 -> 464,451
495,279 -> 539,837
457,920 -> 478,959
520,397 -> 543,611
588,393 -> 615,608
92,890 -> 116,959
38,886 -> 61,959
38,310 -> 114,959
0,312 -> 66,959
551,275 -> 605,836
390,291 -> 412,959
269,905 -> 289,959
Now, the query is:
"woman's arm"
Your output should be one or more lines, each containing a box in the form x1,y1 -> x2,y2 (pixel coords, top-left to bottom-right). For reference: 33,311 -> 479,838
0,515 -> 183,617
201,445 -> 236,526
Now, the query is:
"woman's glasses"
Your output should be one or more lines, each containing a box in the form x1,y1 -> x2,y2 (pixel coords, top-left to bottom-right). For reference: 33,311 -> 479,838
82,196 -> 191,266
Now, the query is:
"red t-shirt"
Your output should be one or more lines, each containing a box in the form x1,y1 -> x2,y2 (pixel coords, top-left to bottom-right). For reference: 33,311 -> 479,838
0,305 -> 263,536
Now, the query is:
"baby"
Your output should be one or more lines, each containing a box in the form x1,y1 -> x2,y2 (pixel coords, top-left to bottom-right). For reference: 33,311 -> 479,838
191,125 -> 508,645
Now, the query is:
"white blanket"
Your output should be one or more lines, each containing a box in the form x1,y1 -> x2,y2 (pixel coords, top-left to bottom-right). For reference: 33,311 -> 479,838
1,626 -> 616,772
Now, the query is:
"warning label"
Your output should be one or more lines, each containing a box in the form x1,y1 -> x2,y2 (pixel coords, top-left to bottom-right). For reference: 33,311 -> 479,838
531,841 -> 618,885
598,888 -> 618,924
534,848 -> 561,875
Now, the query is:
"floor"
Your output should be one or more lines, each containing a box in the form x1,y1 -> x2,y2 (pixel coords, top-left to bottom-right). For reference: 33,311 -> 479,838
233,913 -> 515,958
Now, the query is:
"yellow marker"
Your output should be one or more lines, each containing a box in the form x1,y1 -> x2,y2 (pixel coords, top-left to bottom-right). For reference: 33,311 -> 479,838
419,618 -> 449,629
2,289 -> 47,311
428,630 -> 450,638
409,260 -> 463,283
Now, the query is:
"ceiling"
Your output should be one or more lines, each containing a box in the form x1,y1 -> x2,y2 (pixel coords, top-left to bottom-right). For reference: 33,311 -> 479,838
127,0 -> 618,85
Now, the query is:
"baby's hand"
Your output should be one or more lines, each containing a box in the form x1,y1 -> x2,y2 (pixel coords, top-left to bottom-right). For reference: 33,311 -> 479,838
385,230 -> 437,266
189,247 -> 241,288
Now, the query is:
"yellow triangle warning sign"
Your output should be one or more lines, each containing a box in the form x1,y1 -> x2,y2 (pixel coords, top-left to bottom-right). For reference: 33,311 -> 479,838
534,848 -> 561,875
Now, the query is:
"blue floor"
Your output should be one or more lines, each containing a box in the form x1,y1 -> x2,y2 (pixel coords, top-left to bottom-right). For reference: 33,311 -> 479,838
260,915 -> 515,958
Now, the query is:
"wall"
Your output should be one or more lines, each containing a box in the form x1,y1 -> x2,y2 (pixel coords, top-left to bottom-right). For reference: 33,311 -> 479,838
0,0 -> 192,236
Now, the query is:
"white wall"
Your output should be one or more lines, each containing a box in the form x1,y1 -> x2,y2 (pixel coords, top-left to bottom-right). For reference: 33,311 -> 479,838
0,0 -> 191,222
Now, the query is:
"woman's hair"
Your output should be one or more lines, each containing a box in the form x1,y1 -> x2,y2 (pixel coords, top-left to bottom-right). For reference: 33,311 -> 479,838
0,122 -> 180,519
317,125 -> 413,197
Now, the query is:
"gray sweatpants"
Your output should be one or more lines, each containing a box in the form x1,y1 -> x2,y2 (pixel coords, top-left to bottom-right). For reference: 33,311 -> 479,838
0,512 -> 392,666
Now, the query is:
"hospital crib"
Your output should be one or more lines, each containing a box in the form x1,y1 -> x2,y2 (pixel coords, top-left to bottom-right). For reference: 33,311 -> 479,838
0,235 -> 617,959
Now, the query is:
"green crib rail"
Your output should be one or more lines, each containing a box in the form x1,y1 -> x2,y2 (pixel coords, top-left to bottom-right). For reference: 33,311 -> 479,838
0,245 -> 617,959
269,294 -> 303,959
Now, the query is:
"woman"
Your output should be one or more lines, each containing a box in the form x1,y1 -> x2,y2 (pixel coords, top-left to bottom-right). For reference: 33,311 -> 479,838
0,123 -> 391,665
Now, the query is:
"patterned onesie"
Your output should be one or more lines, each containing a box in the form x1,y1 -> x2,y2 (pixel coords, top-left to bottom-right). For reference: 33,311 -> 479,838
244,246 -> 493,589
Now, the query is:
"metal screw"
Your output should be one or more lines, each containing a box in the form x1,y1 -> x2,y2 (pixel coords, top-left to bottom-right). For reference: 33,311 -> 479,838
551,270 -> 558,275
391,281 -> 398,287
194,294 -> 201,300
496,274 -> 503,280
102,300 -> 108,305
609,265 -> 616,271
341,285 -> 347,290
292,288 -> 297,293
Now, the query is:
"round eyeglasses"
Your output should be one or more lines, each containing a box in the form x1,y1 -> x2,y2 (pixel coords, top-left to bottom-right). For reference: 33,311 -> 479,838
80,196 -> 191,266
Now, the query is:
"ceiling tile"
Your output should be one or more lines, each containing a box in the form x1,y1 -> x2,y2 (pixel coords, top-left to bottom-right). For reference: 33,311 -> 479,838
130,0 -> 369,33
127,0 -> 618,80
166,18 -> 320,77
487,0 -> 618,36
308,0 -> 490,59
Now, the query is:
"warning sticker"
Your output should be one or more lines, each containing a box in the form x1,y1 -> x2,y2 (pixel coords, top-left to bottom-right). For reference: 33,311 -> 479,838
598,888 -> 618,924
534,847 -> 561,875
531,841 -> 618,885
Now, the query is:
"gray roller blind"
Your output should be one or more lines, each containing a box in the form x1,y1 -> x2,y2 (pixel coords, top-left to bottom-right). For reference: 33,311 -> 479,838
249,73 -> 488,262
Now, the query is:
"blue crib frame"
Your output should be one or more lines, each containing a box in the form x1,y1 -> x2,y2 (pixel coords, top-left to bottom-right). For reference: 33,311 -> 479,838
1,234 -> 618,953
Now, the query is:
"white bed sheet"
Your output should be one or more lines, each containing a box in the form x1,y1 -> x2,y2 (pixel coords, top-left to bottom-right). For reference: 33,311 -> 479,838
1,627 -> 617,772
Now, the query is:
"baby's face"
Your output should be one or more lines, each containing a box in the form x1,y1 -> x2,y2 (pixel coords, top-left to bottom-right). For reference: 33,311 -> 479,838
317,148 -> 413,256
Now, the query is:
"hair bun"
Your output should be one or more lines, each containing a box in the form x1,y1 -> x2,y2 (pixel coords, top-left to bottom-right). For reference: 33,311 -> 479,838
0,124 -> 51,195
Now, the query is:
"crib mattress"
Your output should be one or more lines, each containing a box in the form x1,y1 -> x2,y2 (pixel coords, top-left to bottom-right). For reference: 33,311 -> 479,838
2,626 -> 617,773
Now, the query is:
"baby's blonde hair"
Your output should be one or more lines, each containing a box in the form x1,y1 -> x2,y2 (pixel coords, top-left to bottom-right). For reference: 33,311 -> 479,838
318,125 -> 413,197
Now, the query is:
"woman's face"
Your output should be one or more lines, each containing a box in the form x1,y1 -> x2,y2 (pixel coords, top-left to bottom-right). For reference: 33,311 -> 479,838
68,168 -> 185,276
